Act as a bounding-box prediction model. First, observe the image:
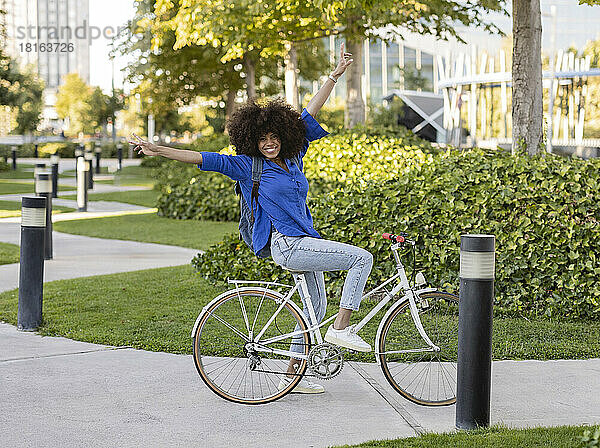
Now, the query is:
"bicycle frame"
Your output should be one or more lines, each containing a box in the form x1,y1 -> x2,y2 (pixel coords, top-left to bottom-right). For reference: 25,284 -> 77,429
197,241 -> 442,365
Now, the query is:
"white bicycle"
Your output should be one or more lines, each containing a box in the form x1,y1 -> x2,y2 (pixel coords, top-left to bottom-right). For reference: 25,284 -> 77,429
192,232 -> 459,405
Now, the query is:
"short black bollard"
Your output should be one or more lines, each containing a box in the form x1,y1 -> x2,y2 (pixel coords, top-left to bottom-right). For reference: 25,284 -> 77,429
76,156 -> 88,211
456,234 -> 495,430
85,151 -> 94,189
34,143 -> 39,158
95,144 -> 102,174
17,196 -> 46,331
117,143 -> 123,171
51,154 -> 60,198
35,172 -> 53,260
11,145 -> 17,170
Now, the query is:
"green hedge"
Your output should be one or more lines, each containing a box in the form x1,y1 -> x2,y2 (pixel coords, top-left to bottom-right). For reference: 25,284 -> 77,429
0,144 -> 35,158
193,148 -> 600,319
0,157 -> 9,171
155,127 -> 440,220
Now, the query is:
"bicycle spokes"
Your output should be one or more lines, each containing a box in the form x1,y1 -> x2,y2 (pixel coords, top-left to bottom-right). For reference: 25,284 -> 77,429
193,289 -> 310,404
378,292 -> 459,406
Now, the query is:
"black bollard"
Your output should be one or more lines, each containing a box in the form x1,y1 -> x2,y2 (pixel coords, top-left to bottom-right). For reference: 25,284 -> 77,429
95,144 -> 102,174
76,156 -> 88,212
35,172 -> 53,260
85,151 -> 94,189
51,154 -> 60,198
117,143 -> 123,171
17,196 -> 46,331
11,145 -> 17,170
34,143 -> 39,158
456,234 -> 496,430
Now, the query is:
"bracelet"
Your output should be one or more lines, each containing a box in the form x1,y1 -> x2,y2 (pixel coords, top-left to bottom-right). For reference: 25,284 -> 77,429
328,74 -> 338,83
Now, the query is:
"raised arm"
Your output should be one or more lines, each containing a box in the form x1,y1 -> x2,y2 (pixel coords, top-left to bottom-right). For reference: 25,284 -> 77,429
129,133 -> 203,165
305,41 -> 354,117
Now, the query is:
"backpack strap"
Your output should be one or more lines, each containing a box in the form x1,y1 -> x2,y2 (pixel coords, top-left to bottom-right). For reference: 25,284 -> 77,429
251,156 -> 263,182
249,156 -> 263,223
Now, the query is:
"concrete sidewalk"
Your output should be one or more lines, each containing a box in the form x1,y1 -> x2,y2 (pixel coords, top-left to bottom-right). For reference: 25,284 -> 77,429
2,170 -> 599,447
0,222 -> 197,294
1,323 -> 599,448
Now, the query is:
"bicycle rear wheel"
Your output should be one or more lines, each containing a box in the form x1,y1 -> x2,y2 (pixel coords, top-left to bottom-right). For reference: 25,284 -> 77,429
193,288 -> 310,404
378,291 -> 459,406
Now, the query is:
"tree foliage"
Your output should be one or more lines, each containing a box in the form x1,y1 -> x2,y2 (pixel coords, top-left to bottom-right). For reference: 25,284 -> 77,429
0,54 -> 44,134
54,74 -> 122,136
55,73 -> 93,136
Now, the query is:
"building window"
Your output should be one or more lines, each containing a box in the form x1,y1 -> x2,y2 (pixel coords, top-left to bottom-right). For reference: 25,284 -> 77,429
421,52 -> 434,91
369,38 -> 382,102
387,41 -> 400,91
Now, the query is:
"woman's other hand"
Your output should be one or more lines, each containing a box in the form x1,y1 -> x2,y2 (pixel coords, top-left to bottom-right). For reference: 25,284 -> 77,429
129,133 -> 159,156
331,42 -> 353,81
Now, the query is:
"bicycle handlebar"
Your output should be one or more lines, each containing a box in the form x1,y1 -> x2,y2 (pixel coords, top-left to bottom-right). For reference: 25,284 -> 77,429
382,233 -> 407,244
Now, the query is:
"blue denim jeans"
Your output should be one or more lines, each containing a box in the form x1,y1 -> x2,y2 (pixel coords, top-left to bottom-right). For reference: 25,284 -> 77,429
270,227 -> 373,356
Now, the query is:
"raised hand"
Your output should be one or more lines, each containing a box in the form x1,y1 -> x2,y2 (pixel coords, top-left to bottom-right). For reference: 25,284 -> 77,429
129,133 -> 159,156
331,42 -> 353,80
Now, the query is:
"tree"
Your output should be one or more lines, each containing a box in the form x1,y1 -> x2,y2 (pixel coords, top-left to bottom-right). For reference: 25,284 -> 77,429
0,56 -> 44,134
87,86 -> 125,135
55,73 -> 93,136
116,0 -> 249,122
153,0 -> 329,110
511,0 -> 543,155
13,66 -> 44,134
312,0 -> 507,127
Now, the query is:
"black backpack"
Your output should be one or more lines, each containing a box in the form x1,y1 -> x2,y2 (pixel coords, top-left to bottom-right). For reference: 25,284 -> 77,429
235,155 -> 302,258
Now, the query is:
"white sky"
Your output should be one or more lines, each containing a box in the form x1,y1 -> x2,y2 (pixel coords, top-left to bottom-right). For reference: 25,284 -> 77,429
88,0 -> 135,94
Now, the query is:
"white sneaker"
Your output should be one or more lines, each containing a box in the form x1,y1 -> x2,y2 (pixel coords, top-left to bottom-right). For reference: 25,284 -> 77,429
278,376 -> 325,394
324,325 -> 372,352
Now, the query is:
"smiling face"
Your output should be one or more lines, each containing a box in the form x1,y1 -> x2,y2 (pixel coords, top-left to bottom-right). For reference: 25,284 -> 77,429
258,132 -> 281,159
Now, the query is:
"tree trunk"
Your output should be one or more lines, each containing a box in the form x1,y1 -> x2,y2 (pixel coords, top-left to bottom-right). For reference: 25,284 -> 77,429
284,42 -> 300,111
244,54 -> 257,99
345,36 -> 365,128
225,89 -> 237,119
512,0 -> 543,155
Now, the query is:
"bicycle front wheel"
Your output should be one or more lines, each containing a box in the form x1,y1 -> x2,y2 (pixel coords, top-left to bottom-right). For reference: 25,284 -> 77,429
378,291 -> 459,406
193,288 -> 310,404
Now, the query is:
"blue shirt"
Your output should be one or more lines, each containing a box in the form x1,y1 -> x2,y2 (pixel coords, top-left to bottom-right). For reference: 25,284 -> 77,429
198,108 -> 329,256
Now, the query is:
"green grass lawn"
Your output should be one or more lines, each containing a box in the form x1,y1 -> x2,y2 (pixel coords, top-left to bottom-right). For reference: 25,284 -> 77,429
0,264 -> 597,360
334,425 -> 597,448
108,165 -> 154,187
0,164 -> 35,179
61,189 -> 158,208
0,241 -> 20,265
54,213 -> 237,249
0,200 -> 75,218
61,166 -> 151,187
0,180 -> 36,194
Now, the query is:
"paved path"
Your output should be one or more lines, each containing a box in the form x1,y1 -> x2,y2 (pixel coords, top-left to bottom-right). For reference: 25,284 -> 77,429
1,173 -> 599,447
0,222 -> 197,294
1,323 -> 599,448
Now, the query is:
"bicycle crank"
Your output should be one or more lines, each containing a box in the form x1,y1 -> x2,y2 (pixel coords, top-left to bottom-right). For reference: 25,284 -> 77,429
307,343 -> 345,380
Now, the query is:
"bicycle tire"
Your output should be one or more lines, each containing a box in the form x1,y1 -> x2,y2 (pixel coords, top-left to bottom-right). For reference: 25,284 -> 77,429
378,291 -> 459,406
193,288 -> 310,404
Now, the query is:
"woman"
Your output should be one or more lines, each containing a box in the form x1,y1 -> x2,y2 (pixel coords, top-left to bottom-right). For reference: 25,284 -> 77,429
130,42 -> 373,394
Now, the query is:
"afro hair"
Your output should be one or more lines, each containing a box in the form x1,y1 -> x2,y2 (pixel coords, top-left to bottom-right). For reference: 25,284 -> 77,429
226,97 -> 307,160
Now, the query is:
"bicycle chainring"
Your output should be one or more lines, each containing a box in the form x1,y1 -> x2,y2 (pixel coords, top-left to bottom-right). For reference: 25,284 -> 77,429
307,343 -> 344,380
